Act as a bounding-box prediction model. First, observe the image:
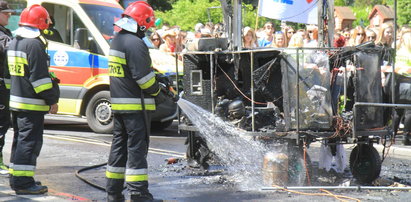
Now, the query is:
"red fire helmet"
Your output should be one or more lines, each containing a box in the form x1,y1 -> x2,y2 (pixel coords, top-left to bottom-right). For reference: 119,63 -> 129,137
122,1 -> 155,31
19,4 -> 49,30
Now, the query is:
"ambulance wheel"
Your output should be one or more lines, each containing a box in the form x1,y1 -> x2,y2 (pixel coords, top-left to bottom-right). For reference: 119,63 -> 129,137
349,144 -> 381,184
86,91 -> 113,134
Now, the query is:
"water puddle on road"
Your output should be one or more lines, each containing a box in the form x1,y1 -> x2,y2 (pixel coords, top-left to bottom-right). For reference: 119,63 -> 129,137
177,99 -> 280,190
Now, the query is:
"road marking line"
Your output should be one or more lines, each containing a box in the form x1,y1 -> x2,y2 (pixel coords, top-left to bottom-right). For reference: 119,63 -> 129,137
44,134 -> 186,158
44,134 -> 109,146
49,188 -> 91,201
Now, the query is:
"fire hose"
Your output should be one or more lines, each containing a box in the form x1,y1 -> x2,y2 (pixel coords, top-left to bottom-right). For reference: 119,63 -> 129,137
75,83 -> 178,191
74,91 -> 151,192
75,162 -> 107,191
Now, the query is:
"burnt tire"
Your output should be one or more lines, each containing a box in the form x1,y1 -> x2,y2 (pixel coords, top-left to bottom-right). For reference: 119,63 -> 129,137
151,120 -> 173,131
349,144 -> 381,184
86,91 -> 113,134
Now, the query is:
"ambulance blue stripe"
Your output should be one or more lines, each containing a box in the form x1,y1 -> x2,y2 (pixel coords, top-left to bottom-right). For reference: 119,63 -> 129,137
48,50 -> 108,69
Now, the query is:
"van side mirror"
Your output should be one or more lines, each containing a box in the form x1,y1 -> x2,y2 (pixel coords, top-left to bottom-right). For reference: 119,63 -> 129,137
74,28 -> 89,50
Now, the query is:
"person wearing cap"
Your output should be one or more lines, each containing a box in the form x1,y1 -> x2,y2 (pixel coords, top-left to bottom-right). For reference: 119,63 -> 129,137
5,4 -> 59,195
159,29 -> 177,54
0,0 -> 14,175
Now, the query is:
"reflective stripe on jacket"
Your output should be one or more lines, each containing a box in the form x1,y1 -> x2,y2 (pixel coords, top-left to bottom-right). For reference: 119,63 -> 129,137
6,37 -> 59,112
109,30 -> 160,113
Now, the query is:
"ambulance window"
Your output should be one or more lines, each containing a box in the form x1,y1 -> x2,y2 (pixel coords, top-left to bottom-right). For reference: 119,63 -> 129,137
42,3 -> 67,44
73,13 -> 103,55
42,3 -> 103,54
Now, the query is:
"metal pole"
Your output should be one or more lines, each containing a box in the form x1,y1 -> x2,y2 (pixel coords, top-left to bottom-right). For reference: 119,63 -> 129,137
392,0 -> 397,106
296,49 -> 300,134
176,53 -> 180,130
261,186 -> 411,191
233,0 -> 242,51
327,0 -> 335,47
207,8 -> 211,24
210,54 -> 215,114
317,0 -> 324,47
353,102 -> 411,137
343,60 -> 348,108
251,51 -> 255,132
354,102 -> 411,109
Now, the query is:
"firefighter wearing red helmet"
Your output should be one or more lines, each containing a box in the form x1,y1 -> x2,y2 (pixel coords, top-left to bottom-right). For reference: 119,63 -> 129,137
4,4 -> 59,195
106,1 -> 165,202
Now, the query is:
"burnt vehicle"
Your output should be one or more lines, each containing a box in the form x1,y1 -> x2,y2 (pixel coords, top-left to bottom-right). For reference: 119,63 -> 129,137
177,42 -> 400,184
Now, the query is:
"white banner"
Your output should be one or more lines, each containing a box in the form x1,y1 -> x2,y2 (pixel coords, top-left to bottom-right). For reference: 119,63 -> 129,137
258,0 -> 318,25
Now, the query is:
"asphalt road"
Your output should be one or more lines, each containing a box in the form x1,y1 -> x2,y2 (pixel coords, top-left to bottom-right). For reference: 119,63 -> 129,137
1,115 -> 411,201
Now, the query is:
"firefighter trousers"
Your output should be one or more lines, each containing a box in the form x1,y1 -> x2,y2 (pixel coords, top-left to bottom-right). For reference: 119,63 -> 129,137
0,84 -> 10,154
106,112 -> 151,195
9,111 -> 45,190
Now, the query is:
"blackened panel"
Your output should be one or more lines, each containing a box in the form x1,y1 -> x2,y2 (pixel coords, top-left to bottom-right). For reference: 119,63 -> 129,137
183,54 -> 213,111
353,51 -> 384,129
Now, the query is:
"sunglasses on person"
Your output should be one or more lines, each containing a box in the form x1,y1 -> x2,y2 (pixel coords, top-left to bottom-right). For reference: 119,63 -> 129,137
288,31 -> 295,34
152,38 -> 160,41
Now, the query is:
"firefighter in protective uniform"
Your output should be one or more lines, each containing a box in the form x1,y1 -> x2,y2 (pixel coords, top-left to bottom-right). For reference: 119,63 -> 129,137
5,4 -> 59,195
106,2 -> 166,202
0,0 -> 14,174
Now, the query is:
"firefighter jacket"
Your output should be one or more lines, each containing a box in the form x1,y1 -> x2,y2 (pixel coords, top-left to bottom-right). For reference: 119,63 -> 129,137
5,36 -> 59,113
0,25 -> 12,87
109,30 -> 160,113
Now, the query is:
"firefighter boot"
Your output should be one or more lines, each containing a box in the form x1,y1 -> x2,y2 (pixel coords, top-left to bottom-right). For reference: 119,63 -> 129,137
130,192 -> 154,202
0,154 -> 9,175
107,193 -> 125,202
15,184 -> 48,195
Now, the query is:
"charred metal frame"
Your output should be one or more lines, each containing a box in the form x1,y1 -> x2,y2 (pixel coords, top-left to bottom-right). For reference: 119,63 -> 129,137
178,44 -> 409,142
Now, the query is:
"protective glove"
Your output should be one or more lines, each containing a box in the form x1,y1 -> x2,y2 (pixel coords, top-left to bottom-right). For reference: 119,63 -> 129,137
171,93 -> 179,102
154,88 -> 167,105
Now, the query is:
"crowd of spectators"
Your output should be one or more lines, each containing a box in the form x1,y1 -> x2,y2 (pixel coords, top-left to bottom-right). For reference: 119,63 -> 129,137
148,20 -> 410,56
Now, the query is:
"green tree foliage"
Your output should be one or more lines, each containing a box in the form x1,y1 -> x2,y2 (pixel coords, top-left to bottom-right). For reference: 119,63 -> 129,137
398,0 -> 411,26
352,6 -> 372,27
334,0 -> 346,6
155,0 -> 283,31
354,0 -> 383,8
155,0 -> 222,31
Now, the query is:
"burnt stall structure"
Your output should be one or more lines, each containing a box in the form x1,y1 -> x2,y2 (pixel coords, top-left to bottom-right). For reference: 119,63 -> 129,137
179,45 -> 395,184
